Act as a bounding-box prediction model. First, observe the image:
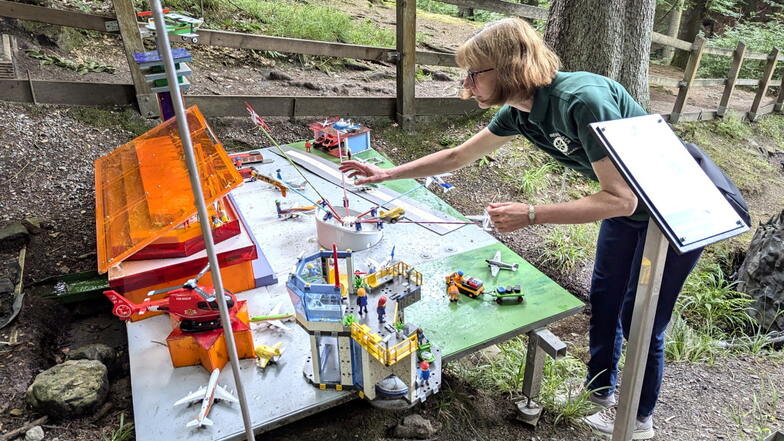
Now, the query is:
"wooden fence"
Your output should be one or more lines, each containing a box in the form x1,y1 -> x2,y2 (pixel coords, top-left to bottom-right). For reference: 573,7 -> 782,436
0,0 -> 782,124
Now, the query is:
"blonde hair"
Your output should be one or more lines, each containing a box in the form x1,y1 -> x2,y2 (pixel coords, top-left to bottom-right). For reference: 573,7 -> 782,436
456,18 -> 560,105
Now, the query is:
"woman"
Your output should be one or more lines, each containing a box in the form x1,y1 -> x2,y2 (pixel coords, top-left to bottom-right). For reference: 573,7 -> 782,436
338,18 -> 702,439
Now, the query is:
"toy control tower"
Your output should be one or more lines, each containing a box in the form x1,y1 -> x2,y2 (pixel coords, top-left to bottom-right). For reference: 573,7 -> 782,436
286,246 -> 441,406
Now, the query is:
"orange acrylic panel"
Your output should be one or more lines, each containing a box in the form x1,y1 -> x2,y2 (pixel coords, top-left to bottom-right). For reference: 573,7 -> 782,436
94,106 -> 243,273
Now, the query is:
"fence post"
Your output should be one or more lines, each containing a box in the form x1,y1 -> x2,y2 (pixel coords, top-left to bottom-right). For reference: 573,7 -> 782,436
717,41 -> 746,117
395,0 -> 416,131
748,47 -> 781,122
112,0 -> 158,118
670,35 -> 707,124
775,74 -> 784,113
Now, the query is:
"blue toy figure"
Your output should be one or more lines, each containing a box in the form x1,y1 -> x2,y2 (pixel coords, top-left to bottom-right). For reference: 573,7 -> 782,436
356,287 -> 368,315
419,361 -> 431,386
355,221 -> 362,231
376,296 -> 387,322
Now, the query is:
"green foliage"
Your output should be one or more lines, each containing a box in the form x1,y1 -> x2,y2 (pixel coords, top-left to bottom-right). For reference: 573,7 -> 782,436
665,312 -> 724,363
726,381 -> 782,441
103,413 -> 134,441
679,262 -> 755,337
540,224 -> 597,273
756,114 -> 784,149
516,162 -> 557,198
699,20 -> 784,80
26,49 -> 114,75
67,107 -> 150,136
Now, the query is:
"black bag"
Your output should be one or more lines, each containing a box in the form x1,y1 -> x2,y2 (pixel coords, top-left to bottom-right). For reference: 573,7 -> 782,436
682,142 -> 751,226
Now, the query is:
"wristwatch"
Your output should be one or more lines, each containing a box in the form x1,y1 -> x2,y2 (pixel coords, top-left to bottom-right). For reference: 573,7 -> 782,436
528,204 -> 536,225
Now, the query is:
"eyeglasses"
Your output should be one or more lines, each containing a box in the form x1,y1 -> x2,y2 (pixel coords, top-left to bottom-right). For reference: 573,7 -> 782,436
465,67 -> 495,88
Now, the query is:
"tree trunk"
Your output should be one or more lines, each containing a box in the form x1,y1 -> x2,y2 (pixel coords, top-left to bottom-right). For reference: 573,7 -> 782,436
662,0 -> 684,65
544,0 -> 655,110
672,0 -> 707,68
457,7 -> 474,18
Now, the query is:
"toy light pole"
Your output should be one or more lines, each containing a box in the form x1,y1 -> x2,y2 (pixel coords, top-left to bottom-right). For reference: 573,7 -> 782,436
149,1 -> 256,440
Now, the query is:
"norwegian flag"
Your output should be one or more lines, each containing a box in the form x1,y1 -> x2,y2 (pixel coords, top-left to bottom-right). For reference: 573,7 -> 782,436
245,102 -> 271,131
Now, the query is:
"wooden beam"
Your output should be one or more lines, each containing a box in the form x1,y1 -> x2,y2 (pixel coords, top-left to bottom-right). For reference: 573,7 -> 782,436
396,0 -> 417,129
748,47 -> 780,122
648,76 -> 680,88
0,79 -> 135,105
703,46 -> 735,57
437,0 -> 548,20
0,0 -> 115,32
691,79 -> 727,87
670,35 -> 707,123
736,78 -> 760,86
660,110 -> 718,123
718,41 -> 746,117
775,74 -> 784,113
650,32 -> 691,51
111,0 -> 157,118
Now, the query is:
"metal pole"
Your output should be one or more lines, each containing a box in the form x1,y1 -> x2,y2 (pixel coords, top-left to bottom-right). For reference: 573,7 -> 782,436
612,220 -> 669,441
149,2 -> 256,439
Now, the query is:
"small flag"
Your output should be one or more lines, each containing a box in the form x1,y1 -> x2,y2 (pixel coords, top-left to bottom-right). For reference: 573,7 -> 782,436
245,102 -> 271,131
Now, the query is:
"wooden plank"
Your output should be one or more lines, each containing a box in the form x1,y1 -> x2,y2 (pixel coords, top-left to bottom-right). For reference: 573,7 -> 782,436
691,78 -> 726,87
717,41 -> 746,117
0,0 -> 115,32
649,76 -> 680,88
748,47 -> 780,122
703,46 -> 735,57
670,35 -> 707,123
660,110 -> 718,123
436,0 -> 548,19
111,0 -> 157,118
396,0 -> 417,129
0,79 -> 134,105
736,78 -> 760,86
651,32 -> 692,51
775,75 -> 784,113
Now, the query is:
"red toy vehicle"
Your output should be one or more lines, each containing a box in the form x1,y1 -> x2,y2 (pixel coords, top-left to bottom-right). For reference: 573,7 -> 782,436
103,265 -> 238,333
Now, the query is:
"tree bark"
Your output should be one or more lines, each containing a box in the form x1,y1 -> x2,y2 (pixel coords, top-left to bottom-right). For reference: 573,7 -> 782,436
662,0 -> 684,65
672,0 -> 707,68
544,0 -> 655,110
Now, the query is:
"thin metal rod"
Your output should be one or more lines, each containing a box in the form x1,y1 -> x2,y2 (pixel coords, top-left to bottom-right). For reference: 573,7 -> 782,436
150,2 -> 255,440
354,182 -> 426,220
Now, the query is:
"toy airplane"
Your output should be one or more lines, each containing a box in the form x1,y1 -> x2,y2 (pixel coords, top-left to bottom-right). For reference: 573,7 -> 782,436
174,368 -> 238,428
425,173 -> 454,193
486,250 -> 519,277
366,246 -> 396,274
143,11 -> 203,43
466,210 -> 493,232
250,302 -> 293,331
255,342 -> 284,369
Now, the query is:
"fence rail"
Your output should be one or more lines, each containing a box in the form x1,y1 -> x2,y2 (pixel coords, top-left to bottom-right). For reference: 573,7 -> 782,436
0,0 -> 781,123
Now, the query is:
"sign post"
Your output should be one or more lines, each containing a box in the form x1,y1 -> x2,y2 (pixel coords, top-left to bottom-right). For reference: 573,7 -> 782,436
589,114 -> 749,441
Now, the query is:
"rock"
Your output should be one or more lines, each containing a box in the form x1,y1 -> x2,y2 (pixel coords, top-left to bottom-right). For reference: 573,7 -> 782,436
366,72 -> 395,81
737,209 -> 784,332
5,260 -> 21,284
25,426 -> 45,441
289,81 -> 322,91
68,343 -> 116,371
21,217 -> 44,234
27,360 -> 109,418
421,67 -> 454,82
19,21 -> 85,52
267,70 -> 293,81
390,413 -> 441,439
0,222 -> 29,251
0,278 -> 13,295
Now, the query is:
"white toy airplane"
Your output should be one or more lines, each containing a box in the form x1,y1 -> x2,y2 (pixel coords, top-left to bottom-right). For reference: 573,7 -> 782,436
466,210 -> 494,232
174,368 -> 238,428
485,250 -> 519,277
425,173 -> 454,193
250,302 -> 293,332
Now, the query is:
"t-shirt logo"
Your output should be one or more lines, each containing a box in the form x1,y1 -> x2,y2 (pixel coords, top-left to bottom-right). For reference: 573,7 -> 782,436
549,132 -> 576,154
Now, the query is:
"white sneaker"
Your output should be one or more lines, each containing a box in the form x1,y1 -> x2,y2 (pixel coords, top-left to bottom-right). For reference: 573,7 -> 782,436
583,407 -> 655,440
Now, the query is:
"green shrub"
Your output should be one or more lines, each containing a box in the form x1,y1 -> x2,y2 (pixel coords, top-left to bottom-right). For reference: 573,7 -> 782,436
699,21 -> 784,81
540,223 -> 597,273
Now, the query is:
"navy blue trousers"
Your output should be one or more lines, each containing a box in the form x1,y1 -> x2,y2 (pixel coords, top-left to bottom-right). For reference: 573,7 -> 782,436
586,217 -> 703,418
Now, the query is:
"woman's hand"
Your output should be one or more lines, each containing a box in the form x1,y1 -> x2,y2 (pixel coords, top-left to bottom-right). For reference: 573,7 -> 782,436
486,202 -> 529,232
338,160 -> 392,185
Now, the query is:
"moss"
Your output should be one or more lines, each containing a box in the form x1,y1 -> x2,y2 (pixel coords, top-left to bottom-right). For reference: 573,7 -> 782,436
20,21 -> 86,53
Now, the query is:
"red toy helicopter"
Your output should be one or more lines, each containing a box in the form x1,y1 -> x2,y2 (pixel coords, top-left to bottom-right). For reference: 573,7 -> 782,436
103,265 -> 237,333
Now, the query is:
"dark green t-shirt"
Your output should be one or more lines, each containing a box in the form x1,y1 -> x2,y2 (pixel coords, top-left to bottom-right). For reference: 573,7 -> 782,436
487,71 -> 648,220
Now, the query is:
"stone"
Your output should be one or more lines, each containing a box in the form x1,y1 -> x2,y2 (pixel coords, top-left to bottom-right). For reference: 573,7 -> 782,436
0,222 -> 29,251
68,343 -> 116,371
21,217 -> 44,234
267,70 -> 293,81
737,209 -> 784,332
25,426 -> 44,441
421,67 -> 453,82
27,360 -> 109,418
0,278 -> 13,295
366,72 -> 395,82
343,60 -> 373,71
390,413 -> 441,439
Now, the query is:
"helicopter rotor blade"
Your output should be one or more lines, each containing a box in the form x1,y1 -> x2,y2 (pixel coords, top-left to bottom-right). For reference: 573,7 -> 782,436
194,264 -> 212,283
147,285 -> 179,297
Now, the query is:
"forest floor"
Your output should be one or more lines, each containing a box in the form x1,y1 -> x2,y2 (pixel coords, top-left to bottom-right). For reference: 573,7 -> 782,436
0,0 -> 783,440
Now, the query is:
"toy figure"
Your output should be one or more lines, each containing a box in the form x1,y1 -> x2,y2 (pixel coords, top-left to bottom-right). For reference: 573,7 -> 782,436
376,296 -> 387,323
211,215 -> 223,227
356,287 -> 368,316
355,221 -> 362,231
447,281 -> 459,302
275,169 -> 283,181
323,212 -> 333,222
306,263 -> 318,277
418,361 -> 431,386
